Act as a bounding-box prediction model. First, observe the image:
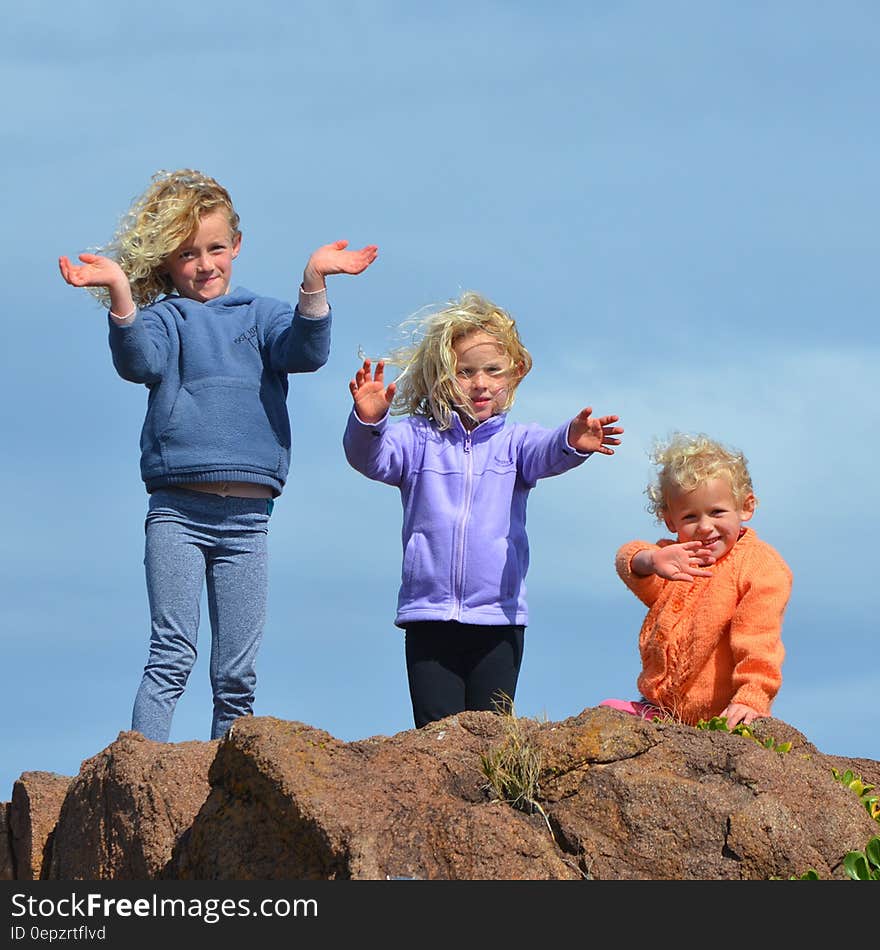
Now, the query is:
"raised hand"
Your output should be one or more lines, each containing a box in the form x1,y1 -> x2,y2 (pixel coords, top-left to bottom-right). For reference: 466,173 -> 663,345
349,358 -> 397,424
648,540 -> 715,582
58,253 -> 126,291
303,240 -> 379,292
59,253 -> 135,317
567,408 -> 623,455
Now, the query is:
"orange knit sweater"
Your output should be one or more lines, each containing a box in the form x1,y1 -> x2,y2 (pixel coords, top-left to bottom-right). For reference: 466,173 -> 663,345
616,528 -> 792,725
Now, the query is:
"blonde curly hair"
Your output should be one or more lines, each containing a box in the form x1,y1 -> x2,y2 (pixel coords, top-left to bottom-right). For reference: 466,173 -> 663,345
645,432 -> 756,521
385,291 -> 532,430
89,169 -> 240,308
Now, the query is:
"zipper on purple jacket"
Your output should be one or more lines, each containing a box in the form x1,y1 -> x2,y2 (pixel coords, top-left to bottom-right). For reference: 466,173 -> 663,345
452,429 -> 474,619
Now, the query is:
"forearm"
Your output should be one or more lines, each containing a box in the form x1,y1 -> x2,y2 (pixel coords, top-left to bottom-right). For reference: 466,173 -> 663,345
108,284 -> 136,320
728,570 -> 791,711
729,637 -> 785,713
616,541 -> 665,606
270,309 -> 332,373
343,410 -> 405,484
108,315 -> 165,383
296,286 -> 329,318
343,409 -> 386,474
519,420 -> 589,484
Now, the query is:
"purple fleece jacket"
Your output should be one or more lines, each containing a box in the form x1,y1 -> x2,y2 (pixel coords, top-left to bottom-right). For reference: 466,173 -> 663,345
343,409 -> 590,627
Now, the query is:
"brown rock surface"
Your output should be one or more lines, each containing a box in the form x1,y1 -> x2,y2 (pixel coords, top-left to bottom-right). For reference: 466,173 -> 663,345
9,771 -> 72,880
540,708 -> 877,879
1,801 -> 13,880
169,710 -> 878,880
172,713 -> 577,880
7,709 -> 878,881
46,731 -> 217,880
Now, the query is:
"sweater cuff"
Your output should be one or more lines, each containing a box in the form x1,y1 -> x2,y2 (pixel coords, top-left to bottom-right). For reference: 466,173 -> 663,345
615,540 -> 656,581
109,308 -> 137,326
349,407 -> 389,430
729,687 -> 774,717
297,286 -> 329,318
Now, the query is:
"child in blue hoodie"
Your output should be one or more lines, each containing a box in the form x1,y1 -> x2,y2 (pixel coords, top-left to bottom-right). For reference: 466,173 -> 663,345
344,291 -> 623,727
60,168 -> 378,742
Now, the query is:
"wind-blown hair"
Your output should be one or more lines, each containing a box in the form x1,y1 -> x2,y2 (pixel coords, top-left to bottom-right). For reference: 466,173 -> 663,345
646,432 -> 756,520
88,169 -> 240,309
385,291 -> 532,430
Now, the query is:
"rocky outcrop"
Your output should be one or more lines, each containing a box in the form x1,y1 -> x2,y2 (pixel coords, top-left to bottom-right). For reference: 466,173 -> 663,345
3,710 -> 878,881
9,771 -> 72,880
1,802 -> 13,880
171,714 -> 577,880
535,713 -> 876,879
47,732 -> 218,880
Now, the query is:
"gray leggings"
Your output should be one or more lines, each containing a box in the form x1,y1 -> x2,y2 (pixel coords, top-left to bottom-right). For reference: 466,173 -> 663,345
132,488 -> 271,742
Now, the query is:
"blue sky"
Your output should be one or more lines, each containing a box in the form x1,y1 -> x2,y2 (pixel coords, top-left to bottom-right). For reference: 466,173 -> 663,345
1,1 -> 877,802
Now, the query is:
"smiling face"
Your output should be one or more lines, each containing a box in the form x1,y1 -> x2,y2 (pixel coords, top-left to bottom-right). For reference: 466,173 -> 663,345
451,330 -> 520,428
663,477 -> 755,561
163,209 -> 241,302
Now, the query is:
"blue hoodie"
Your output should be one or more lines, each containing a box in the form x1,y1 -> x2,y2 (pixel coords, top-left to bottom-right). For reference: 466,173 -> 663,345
109,287 -> 331,495
343,409 -> 590,627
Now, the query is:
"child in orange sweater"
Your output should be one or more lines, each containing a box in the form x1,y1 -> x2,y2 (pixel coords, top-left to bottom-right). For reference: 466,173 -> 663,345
601,432 -> 792,728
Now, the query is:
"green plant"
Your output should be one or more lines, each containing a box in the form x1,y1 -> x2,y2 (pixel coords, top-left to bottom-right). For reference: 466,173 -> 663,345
479,697 -> 553,836
843,836 -> 880,880
695,716 -> 791,753
831,768 -> 880,824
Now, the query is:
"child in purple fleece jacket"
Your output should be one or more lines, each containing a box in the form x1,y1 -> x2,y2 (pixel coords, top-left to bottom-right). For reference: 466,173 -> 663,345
343,290 -> 623,728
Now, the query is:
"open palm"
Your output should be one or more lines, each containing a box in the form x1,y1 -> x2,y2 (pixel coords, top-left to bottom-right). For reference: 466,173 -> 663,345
58,253 -> 125,290
349,358 -> 396,424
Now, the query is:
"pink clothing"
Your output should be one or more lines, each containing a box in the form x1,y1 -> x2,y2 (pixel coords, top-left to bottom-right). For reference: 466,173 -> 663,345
599,698 -> 661,720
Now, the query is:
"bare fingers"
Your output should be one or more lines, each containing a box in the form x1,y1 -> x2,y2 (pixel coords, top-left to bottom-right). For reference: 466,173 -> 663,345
346,245 -> 379,274
599,416 -> 624,439
597,414 -> 624,454
597,428 -> 623,454
350,358 -> 386,391
58,255 -> 86,285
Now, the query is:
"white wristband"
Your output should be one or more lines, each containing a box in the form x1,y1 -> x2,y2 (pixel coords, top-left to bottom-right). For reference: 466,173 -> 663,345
110,307 -> 136,323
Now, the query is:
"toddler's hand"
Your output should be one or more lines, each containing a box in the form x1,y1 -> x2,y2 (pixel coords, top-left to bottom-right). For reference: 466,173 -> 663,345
350,358 -> 396,424
720,702 -> 762,728
303,240 -> 379,291
650,540 -> 714,582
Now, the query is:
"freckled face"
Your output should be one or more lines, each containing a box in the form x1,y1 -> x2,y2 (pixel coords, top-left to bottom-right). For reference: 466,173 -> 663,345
163,209 -> 241,302
452,331 -> 518,427
663,478 -> 755,561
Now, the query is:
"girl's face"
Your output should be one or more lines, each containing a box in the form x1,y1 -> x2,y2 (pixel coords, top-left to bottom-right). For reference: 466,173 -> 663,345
163,209 -> 241,302
452,331 -> 519,428
663,477 -> 755,562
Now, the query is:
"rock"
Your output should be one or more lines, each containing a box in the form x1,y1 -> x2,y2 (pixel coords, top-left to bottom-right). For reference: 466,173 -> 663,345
1,801 -> 13,880
172,713 -> 577,880
540,708 -> 878,880
8,710 -> 879,881
46,731 -> 217,880
9,772 -> 72,880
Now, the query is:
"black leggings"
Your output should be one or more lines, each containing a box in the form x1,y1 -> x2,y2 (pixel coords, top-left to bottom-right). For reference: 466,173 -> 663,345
404,621 -> 525,728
